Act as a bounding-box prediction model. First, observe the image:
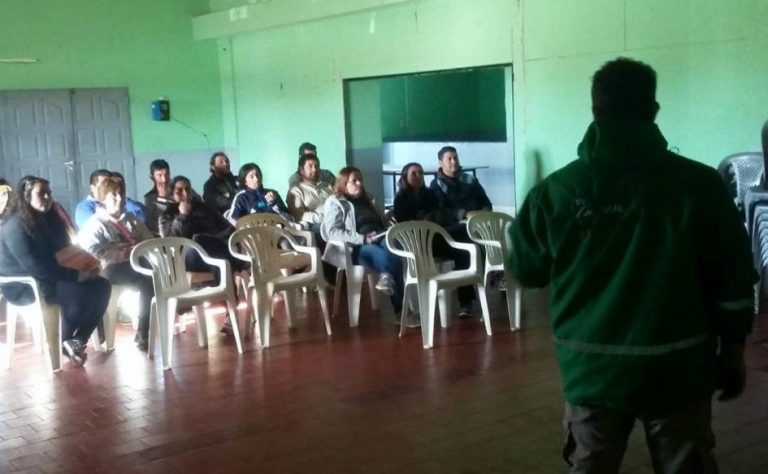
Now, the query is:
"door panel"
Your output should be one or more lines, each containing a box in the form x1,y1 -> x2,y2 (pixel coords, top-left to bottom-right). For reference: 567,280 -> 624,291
0,90 -> 79,214
71,89 -> 135,203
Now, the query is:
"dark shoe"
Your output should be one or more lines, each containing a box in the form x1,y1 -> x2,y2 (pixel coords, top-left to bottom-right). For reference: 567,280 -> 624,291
134,333 -> 149,352
63,339 -> 87,366
220,317 -> 233,336
458,304 -> 473,318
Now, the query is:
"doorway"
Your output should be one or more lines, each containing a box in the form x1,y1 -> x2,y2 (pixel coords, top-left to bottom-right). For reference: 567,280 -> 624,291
343,64 -> 514,214
0,88 -> 135,215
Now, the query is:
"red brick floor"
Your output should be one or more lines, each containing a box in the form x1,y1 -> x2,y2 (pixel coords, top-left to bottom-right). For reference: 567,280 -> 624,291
1,288 -> 767,473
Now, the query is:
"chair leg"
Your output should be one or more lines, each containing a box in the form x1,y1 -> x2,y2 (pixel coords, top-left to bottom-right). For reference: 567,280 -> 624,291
331,269 -> 344,318
504,270 -> 521,332
158,299 -> 177,370
400,284 -> 413,338
5,306 -> 17,370
436,289 -> 452,329
367,273 -> 380,311
347,266 -> 366,327
104,291 -> 119,351
283,290 -> 294,328
476,283 -> 492,336
41,307 -> 61,372
147,300 -> 157,360
316,285 -> 332,335
226,298 -> 244,354
193,304 -> 207,348
254,285 -> 271,348
417,281 -> 437,349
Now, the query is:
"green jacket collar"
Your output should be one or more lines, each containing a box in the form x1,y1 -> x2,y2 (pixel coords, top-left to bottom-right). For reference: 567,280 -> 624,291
577,120 -> 669,165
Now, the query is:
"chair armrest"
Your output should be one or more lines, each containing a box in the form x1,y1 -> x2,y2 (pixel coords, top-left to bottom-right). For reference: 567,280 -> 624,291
129,245 -> 155,277
444,240 -> 480,274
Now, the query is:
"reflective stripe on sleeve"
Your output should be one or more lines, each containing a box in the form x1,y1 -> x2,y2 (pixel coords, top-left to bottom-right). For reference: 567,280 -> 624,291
553,333 -> 710,356
717,299 -> 754,311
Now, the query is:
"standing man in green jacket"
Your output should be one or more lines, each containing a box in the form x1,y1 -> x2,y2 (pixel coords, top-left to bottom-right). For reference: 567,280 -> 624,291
507,57 -> 756,473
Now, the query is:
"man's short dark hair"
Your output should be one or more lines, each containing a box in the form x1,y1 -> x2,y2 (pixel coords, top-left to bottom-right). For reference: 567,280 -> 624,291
209,152 -> 229,172
149,159 -> 170,175
297,154 -> 320,172
298,142 -> 317,156
438,146 -> 457,160
89,169 -> 112,186
592,57 -> 658,121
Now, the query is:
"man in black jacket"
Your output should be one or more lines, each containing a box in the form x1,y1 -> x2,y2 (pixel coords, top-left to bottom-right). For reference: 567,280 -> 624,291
203,152 -> 238,215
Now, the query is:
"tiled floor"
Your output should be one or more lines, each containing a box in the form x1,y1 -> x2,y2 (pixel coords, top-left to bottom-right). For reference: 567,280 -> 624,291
1,288 -> 767,473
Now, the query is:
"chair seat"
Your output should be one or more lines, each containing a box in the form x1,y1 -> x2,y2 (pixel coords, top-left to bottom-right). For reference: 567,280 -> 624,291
279,251 -> 311,270
271,271 -> 319,290
431,270 -> 482,286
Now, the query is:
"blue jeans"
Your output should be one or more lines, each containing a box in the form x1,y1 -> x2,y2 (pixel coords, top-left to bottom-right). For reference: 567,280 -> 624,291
352,240 -> 403,312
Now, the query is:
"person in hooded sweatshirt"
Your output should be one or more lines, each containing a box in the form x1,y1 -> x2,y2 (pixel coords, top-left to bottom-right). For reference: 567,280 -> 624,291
507,57 -> 755,473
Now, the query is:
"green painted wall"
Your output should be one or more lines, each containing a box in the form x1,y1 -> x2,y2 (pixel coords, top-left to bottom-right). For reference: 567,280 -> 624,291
513,0 -> 768,201
207,0 -> 767,204
223,0 -> 514,188
0,0 -> 223,155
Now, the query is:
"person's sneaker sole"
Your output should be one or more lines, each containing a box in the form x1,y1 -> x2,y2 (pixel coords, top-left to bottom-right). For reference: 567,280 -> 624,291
63,340 -> 86,366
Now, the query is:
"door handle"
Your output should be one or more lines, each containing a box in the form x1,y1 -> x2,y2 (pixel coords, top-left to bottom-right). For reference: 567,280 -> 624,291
64,160 -> 74,170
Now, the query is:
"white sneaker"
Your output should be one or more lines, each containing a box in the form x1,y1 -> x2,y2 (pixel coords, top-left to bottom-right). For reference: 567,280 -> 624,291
375,273 -> 395,295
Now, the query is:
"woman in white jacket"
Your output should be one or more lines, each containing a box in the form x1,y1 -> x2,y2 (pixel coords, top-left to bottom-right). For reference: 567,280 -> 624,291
320,167 -> 403,314
78,177 -> 155,351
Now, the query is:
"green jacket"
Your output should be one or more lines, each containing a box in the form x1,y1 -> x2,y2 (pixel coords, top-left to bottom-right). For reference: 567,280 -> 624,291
508,121 -> 756,411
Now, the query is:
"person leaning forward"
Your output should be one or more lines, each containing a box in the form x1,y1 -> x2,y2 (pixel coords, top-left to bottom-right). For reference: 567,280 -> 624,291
506,57 -> 756,474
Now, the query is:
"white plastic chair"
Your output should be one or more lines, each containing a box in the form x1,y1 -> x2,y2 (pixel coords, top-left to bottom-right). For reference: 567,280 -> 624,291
467,212 -> 521,332
386,221 -> 491,349
89,284 -> 133,352
129,237 -> 244,370
234,212 -> 313,320
0,276 -> 62,372
229,226 -> 331,348
322,240 -> 380,327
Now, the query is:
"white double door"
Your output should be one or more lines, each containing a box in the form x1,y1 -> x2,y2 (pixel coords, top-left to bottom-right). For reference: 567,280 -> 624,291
0,88 -> 135,215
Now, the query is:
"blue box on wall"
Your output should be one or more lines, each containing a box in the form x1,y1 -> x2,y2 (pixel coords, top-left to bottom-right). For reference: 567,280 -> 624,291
151,99 -> 170,121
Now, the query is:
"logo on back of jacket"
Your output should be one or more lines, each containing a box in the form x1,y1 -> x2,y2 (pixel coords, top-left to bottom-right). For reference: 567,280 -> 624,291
571,198 -> 626,235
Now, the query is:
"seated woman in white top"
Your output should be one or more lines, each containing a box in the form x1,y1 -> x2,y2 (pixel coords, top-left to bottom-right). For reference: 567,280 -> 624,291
320,166 -> 403,314
78,177 -> 155,351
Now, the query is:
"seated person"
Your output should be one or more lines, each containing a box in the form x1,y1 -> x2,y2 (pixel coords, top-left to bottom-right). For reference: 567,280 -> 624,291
429,146 -> 492,317
229,163 -> 291,224
159,176 -> 248,275
144,159 -> 172,235
321,166 -> 403,314
203,152 -> 238,215
78,177 -> 155,351
0,179 -> 12,227
395,162 -> 475,317
75,169 -> 146,229
429,146 -> 492,223
0,176 -> 110,366
287,142 -> 336,188
287,153 -> 334,231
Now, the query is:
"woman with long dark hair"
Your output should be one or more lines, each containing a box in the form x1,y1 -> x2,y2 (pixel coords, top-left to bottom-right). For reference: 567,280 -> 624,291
0,176 -> 111,366
227,163 -> 291,224
320,167 -> 404,314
